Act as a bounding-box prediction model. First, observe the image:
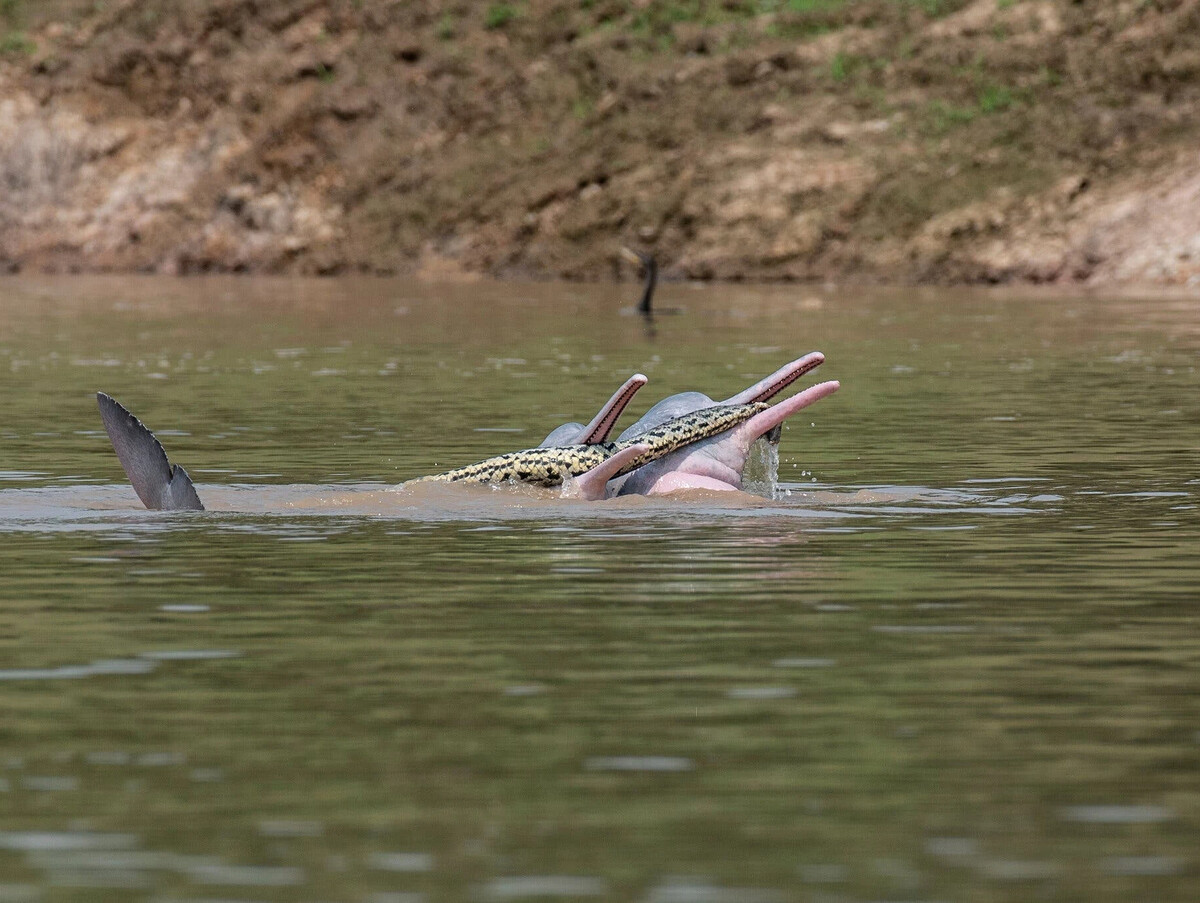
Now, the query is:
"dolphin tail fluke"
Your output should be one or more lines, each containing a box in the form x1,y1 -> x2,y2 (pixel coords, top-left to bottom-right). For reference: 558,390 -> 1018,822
96,393 -> 205,511
566,443 -> 650,501
161,464 -> 204,511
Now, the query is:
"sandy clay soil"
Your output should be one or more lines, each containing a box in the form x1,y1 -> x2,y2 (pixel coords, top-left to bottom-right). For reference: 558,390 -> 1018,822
2,0 -> 1200,286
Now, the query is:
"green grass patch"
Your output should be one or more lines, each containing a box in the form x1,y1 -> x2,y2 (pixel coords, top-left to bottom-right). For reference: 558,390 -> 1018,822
571,95 -> 594,120
3,0 -> 99,28
0,29 -> 34,55
903,0 -> 968,15
786,0 -> 848,12
625,0 -> 838,38
922,76 -> 1021,134
772,0 -> 854,39
830,50 -> 853,80
829,51 -> 879,82
926,99 -> 977,133
978,82 -> 1014,114
484,2 -> 519,29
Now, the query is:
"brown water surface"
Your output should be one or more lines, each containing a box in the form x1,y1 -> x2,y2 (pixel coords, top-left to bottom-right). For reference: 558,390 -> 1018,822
0,277 -> 1197,902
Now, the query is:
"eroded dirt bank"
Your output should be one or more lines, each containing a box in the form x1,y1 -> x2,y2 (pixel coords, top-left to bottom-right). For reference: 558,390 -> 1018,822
2,0 -> 1200,285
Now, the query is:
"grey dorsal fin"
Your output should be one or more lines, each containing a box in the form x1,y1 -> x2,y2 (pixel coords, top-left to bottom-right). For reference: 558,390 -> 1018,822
96,393 -> 204,511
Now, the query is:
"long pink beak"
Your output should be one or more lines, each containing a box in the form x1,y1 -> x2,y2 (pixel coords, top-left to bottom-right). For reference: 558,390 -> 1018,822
578,374 -> 648,444
725,352 -> 826,405
569,443 -> 651,500
740,380 -> 840,439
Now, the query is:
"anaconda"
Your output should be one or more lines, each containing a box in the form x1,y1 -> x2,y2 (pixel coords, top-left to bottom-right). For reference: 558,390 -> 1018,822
413,402 -> 770,487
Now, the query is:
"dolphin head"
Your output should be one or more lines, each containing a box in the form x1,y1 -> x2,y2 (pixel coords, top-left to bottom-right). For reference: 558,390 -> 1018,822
616,379 -> 840,496
603,352 -> 833,496
617,352 -> 825,441
538,373 -> 648,447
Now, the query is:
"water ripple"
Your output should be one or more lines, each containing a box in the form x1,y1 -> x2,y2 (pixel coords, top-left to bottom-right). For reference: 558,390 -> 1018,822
475,876 -> 607,900
584,757 -> 694,773
1060,805 -> 1173,824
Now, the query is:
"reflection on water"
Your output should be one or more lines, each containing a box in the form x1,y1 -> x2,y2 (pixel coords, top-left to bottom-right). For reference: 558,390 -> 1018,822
0,277 -> 1197,900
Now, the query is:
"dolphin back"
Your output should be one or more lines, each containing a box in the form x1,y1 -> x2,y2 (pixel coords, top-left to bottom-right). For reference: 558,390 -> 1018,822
539,422 -> 587,448
612,402 -> 767,469
97,393 -> 204,511
617,392 -> 715,441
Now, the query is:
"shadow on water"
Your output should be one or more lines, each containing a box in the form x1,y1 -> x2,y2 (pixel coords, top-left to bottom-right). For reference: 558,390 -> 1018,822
0,277 -> 1197,901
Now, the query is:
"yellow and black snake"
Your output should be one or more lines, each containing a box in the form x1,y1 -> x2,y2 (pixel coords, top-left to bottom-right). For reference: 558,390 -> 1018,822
414,402 -> 768,487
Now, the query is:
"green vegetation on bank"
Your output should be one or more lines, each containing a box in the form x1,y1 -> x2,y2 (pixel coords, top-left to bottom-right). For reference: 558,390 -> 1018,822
484,2 -> 520,29
3,0 -> 1200,281
0,0 -> 27,55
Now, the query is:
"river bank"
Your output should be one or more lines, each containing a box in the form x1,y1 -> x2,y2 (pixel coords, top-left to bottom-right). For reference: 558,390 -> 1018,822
2,0 -> 1199,286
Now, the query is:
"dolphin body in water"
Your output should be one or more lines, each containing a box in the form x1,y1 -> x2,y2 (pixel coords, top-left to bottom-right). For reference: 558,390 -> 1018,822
538,352 -> 837,497
616,379 -> 838,495
540,352 -> 825,449
94,394 -> 770,511
415,402 -> 770,499
613,351 -> 835,495
95,354 -> 838,510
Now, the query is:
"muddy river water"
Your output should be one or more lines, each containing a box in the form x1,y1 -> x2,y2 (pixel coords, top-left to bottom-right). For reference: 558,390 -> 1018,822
0,277 -> 1196,901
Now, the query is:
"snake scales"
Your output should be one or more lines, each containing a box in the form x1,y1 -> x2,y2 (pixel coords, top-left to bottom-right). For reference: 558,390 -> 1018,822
414,402 -> 767,487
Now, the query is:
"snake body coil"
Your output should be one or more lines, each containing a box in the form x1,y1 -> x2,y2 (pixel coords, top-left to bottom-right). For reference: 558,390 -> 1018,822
415,402 -> 767,487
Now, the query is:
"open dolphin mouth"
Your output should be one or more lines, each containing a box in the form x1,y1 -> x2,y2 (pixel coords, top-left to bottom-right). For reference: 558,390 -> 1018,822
539,373 -> 648,447
726,351 -> 826,406
615,378 -> 840,497
616,351 -> 826,442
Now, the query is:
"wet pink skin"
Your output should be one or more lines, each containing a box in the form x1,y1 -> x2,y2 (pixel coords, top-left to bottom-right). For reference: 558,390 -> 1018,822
567,443 -> 651,501
617,380 -> 840,496
566,353 -> 838,499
